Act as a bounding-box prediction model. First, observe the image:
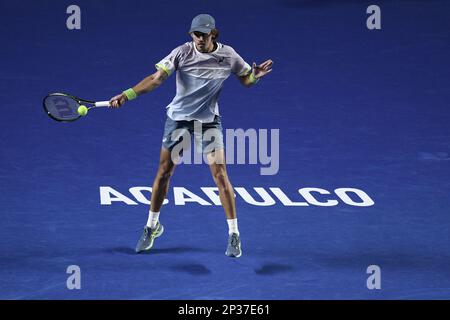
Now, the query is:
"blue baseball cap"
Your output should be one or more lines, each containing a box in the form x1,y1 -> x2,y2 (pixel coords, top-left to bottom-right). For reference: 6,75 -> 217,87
189,14 -> 216,34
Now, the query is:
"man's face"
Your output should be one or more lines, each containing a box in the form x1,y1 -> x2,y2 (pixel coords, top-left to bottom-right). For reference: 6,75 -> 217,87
191,31 -> 214,52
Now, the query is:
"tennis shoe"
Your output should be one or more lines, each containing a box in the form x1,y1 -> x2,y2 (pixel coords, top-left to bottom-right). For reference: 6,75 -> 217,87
135,222 -> 164,253
225,232 -> 242,258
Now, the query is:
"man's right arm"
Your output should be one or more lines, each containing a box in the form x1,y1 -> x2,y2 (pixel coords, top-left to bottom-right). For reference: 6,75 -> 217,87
109,69 -> 169,108
133,69 -> 169,95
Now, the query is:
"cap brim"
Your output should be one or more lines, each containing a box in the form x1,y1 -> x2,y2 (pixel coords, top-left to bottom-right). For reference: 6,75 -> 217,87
189,26 -> 213,34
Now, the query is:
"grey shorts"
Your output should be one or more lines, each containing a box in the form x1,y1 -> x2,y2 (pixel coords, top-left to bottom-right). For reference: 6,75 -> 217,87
162,115 -> 224,154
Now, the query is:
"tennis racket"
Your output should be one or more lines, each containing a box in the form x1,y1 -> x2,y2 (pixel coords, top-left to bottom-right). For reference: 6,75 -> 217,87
43,92 -> 110,122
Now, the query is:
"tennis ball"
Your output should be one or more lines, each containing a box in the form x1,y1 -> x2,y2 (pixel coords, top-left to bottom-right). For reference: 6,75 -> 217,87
77,105 -> 88,116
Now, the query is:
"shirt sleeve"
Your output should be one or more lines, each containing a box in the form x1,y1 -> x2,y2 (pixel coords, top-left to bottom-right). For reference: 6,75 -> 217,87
230,48 -> 252,77
155,46 -> 184,76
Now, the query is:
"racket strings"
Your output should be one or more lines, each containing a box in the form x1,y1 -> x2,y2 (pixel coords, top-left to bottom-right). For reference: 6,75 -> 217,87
44,94 -> 81,121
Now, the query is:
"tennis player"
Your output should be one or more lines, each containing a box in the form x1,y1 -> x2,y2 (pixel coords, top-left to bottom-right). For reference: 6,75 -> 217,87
109,14 -> 273,258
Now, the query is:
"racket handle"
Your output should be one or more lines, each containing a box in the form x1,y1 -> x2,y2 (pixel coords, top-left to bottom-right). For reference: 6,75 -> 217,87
95,101 -> 110,107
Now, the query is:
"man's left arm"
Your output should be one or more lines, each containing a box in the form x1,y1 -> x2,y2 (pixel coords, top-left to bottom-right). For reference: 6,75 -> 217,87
238,60 -> 273,87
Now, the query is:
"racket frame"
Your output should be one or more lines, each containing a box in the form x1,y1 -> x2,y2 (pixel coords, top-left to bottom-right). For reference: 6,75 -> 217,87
43,92 -> 109,122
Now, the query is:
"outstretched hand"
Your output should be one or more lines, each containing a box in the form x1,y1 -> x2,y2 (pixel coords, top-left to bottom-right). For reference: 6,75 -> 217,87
252,60 -> 273,79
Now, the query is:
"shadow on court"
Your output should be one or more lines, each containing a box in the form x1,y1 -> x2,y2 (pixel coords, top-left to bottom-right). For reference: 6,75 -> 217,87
255,264 -> 295,276
169,263 -> 212,275
106,246 -> 208,255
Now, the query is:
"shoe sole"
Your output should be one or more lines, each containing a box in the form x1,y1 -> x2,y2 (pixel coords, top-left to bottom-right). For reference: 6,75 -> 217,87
225,249 -> 242,258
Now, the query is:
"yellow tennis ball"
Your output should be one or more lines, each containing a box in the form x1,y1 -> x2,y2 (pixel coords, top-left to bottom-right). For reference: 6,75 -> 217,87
77,105 -> 88,116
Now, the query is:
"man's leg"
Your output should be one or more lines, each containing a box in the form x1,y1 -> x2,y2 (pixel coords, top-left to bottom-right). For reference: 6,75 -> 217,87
136,147 -> 176,253
207,149 -> 236,219
150,147 -> 177,213
207,149 -> 242,258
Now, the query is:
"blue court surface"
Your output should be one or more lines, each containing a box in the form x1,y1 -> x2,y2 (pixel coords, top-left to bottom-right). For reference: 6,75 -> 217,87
1,0 -> 450,300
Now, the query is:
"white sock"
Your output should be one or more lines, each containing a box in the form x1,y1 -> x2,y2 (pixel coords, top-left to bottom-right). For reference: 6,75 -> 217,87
146,211 -> 160,229
227,218 -> 239,235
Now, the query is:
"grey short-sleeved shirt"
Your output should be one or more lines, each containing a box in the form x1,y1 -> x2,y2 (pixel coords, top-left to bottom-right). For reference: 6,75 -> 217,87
156,42 -> 251,123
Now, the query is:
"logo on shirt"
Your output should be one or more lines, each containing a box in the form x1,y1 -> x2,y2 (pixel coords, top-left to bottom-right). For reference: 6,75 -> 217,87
217,57 -> 225,64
